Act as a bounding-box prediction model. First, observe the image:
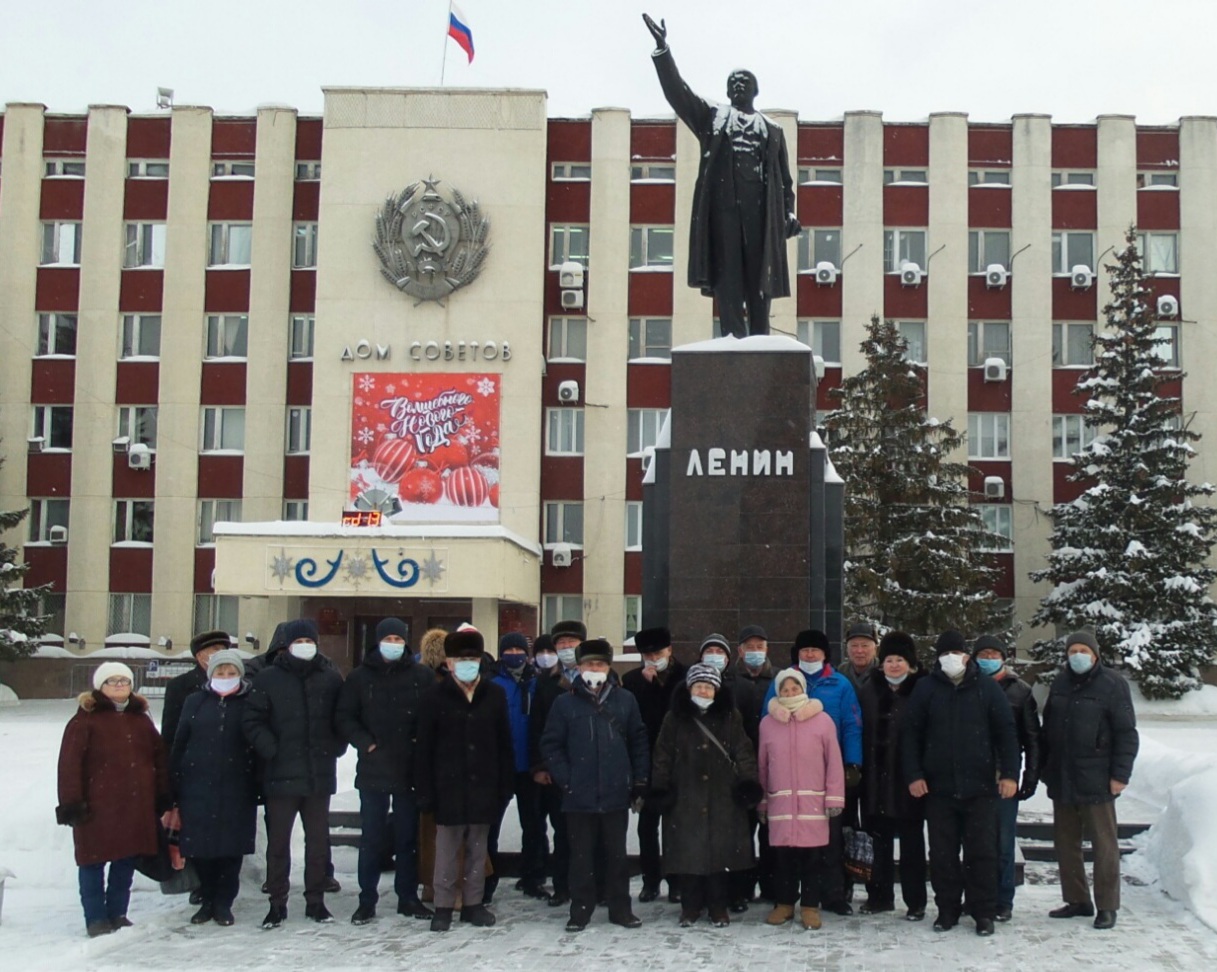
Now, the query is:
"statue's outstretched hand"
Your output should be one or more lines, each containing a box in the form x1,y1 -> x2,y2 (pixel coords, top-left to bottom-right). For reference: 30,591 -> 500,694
643,13 -> 667,48
786,214 -> 802,239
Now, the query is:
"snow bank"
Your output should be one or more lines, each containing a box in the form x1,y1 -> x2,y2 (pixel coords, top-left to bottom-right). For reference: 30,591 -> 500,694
0,683 -> 18,707
1133,681 -> 1217,717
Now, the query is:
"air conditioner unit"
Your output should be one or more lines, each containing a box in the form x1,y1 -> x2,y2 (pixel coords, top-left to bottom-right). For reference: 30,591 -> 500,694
551,542 -> 573,568
27,436 -> 44,454
814,261 -> 838,286
812,354 -> 826,381
560,289 -> 585,309
1158,294 -> 1180,318
983,357 -> 1008,382
1070,265 -> 1094,290
899,262 -> 924,287
984,475 -> 1006,499
112,436 -> 131,454
128,443 -> 153,470
558,261 -> 585,290
557,380 -> 580,404
49,524 -> 68,545
985,264 -> 1009,289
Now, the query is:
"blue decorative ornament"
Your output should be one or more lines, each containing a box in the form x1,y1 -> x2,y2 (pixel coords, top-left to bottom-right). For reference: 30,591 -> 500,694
372,550 -> 420,588
296,551 -> 344,588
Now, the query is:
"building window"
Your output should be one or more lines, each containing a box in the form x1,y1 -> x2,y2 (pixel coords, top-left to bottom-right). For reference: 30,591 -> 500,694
628,317 -> 672,360
897,322 -> 927,365
289,315 -> 315,359
552,162 -> 591,181
1052,322 -> 1094,367
37,591 -> 67,637
41,222 -> 82,266
205,315 -> 249,359
1052,414 -> 1098,459
109,593 -> 152,637
968,170 -> 1010,186
797,229 -> 842,271
32,405 -> 73,450
976,504 -> 1013,552
542,595 -> 582,634
630,162 -> 675,182
1138,232 -> 1178,274
883,229 -> 927,272
201,407 -> 246,452
28,498 -> 70,543
968,230 -> 1011,273
208,223 -> 253,267
295,161 -> 321,180
293,222 -> 319,268
629,226 -> 674,269
114,500 -> 155,544
550,224 -> 590,268
624,595 -> 642,641
544,501 -> 584,547
627,408 -> 667,456
194,594 -> 238,633
283,500 -> 309,521
117,406 -> 158,450
798,167 -> 842,184
546,408 -> 584,456
286,407 -> 312,454
967,321 -> 1012,367
127,159 -> 169,179
121,314 -> 162,359
198,499 -> 243,545
123,223 -> 166,269
1051,171 -> 1095,188
968,412 -> 1011,459
883,169 -> 928,184
626,502 -> 643,551
798,320 -> 841,366
1137,171 -> 1177,189
1052,231 -> 1095,274
212,160 -> 255,178
547,317 -> 587,362
36,313 -> 77,357
1153,322 -> 1181,369
45,158 -> 86,178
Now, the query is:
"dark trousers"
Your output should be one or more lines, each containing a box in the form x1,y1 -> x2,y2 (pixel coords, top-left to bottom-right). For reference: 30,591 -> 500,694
728,812 -> 767,902
924,793 -> 999,920
358,789 -> 420,908
1054,799 -> 1121,912
540,782 -> 570,895
996,796 -> 1019,910
567,809 -> 629,922
78,856 -> 136,927
774,846 -> 825,907
194,855 -> 243,909
711,175 -> 770,337
265,793 -> 331,908
821,811 -> 847,906
486,771 -> 548,897
637,806 -> 663,889
678,872 -> 728,915
866,815 -> 927,910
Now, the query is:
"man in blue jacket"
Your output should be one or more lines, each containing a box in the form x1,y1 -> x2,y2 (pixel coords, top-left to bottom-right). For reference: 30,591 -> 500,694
540,638 -> 650,933
901,630 -> 1020,937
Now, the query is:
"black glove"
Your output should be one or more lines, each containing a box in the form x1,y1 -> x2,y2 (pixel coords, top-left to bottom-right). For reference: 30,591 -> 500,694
733,778 -> 764,810
55,802 -> 90,827
844,764 -> 862,789
1016,774 -> 1038,802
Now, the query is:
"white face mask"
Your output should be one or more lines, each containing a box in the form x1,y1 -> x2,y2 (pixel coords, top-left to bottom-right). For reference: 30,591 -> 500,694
644,656 -> 670,672
1069,652 -> 1095,674
379,642 -> 406,662
535,652 -> 559,670
581,670 -> 607,690
290,641 -> 317,661
799,659 -> 824,676
939,653 -> 967,678
211,675 -> 241,695
885,673 -> 908,686
690,694 -> 714,711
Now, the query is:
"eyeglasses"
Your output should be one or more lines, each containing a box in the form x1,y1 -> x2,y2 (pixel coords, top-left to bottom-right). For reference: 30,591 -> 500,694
103,677 -> 133,687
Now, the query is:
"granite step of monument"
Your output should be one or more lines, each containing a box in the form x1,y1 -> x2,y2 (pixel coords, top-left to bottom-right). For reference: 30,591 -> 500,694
1018,841 -> 1139,862
1016,820 -> 1150,841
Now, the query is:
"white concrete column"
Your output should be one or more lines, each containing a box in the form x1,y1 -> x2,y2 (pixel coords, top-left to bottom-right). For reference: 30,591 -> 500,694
770,109 -> 800,341
927,112 -> 969,431
840,111 -> 885,376
671,120 -> 704,346
1097,115 -> 1138,287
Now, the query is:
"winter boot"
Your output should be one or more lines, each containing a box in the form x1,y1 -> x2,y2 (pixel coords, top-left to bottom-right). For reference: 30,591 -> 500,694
261,905 -> 286,929
765,904 -> 795,926
460,904 -> 496,927
430,907 -> 454,932
213,905 -> 235,926
86,920 -> 114,938
190,902 -> 214,925
305,903 -> 333,923
801,906 -> 822,930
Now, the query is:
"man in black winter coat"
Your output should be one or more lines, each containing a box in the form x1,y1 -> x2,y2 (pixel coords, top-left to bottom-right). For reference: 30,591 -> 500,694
622,626 -> 687,903
1039,630 -> 1138,931
162,630 -> 229,751
335,617 -> 436,925
973,634 -> 1040,922
528,634 -> 573,907
901,630 -> 1019,937
242,618 -> 345,928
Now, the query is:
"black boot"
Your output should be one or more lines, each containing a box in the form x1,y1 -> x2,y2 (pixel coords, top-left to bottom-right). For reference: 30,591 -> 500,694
261,905 -> 286,929
190,902 -> 214,925
1050,902 -> 1095,919
1094,910 -> 1117,930
430,907 -> 454,932
460,904 -> 496,927
398,898 -> 434,919
213,905 -> 235,927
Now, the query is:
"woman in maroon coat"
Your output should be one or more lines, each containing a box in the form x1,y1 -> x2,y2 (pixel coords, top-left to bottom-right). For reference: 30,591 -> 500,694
56,662 -> 169,937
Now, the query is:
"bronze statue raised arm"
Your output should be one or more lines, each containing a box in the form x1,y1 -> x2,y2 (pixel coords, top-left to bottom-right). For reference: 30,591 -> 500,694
643,13 -> 800,338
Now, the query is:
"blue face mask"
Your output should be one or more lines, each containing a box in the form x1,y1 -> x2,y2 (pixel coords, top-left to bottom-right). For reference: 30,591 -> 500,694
976,658 -> 1003,676
702,653 -> 728,672
453,660 -> 481,683
379,642 -> 406,662
501,652 -> 527,670
1069,652 -> 1095,675
557,648 -> 578,667
744,650 -> 768,669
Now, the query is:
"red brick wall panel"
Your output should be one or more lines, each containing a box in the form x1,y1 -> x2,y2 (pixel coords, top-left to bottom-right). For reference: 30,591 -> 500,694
119,270 -> 163,311
1051,127 -> 1097,168
40,179 -> 84,220
1137,190 -> 1180,231
627,272 -> 673,316
207,180 -> 255,221
883,274 -> 928,318
798,185 -> 843,226
114,362 -> 159,404
1051,277 -> 1097,320
286,362 -> 313,405
883,186 -> 928,226
968,127 -> 1013,166
26,453 -> 72,497
197,455 -> 244,498
126,117 -> 171,159
283,455 -> 309,499
797,274 -> 843,317
968,187 -> 1012,227
112,454 -> 156,499
1052,189 -> 1097,230
204,270 -> 251,312
629,183 -> 675,222
290,270 -> 316,312
967,276 -> 1012,319
31,359 -> 75,404
123,179 -> 169,220
35,268 -> 80,311
199,363 -> 247,405
109,547 -> 153,593
883,125 -> 929,166
626,364 -> 670,408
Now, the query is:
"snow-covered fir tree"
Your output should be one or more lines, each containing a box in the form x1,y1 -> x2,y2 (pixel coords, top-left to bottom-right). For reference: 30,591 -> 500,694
1030,229 -> 1217,698
0,451 -> 50,664
825,315 -> 1015,658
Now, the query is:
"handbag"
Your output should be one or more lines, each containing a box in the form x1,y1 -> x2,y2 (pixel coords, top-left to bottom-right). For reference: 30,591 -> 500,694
842,826 -> 875,883
135,821 -> 202,895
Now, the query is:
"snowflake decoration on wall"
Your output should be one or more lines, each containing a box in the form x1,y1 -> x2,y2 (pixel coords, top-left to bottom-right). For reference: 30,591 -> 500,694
358,374 -> 377,393
270,550 -> 295,582
344,554 -> 371,585
419,551 -> 446,584
476,377 -> 495,398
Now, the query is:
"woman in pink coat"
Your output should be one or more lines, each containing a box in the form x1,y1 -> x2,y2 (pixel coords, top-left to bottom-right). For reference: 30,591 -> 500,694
758,667 -> 844,930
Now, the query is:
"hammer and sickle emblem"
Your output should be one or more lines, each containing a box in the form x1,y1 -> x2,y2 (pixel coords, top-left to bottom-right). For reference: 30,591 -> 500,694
409,212 -> 450,257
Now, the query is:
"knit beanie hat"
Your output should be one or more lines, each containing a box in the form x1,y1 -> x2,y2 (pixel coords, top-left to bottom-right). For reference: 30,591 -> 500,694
685,662 -> 722,691
498,631 -> 530,655
972,634 -> 1008,658
93,662 -> 135,690
375,617 -> 408,643
532,634 -> 555,655
791,628 -> 830,665
934,629 -> 968,656
190,630 -> 230,656
878,631 -> 919,668
206,649 -> 246,678
774,667 -> 807,695
577,638 -> 614,664
551,619 -> 587,642
1065,630 -> 1100,655
445,628 -> 485,658
282,618 -> 319,646
699,633 -> 731,656
634,627 -> 671,653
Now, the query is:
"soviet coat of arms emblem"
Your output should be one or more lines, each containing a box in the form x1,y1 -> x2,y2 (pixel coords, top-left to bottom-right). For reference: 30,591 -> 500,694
373,176 -> 490,303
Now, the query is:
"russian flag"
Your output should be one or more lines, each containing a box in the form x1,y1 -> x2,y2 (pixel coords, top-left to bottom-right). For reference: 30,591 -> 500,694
448,3 -> 475,63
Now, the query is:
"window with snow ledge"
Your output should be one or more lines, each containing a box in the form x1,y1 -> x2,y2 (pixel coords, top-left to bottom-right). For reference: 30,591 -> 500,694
36,313 -> 77,357
968,412 -> 1011,460
628,317 -> 671,360
1051,171 -> 1095,189
976,503 -> 1013,552
799,167 -> 842,185
797,228 -> 841,272
629,226 -> 674,270
968,170 -> 1010,187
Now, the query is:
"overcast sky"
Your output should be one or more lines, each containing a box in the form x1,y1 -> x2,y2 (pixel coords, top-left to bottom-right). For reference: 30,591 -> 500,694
3,0 -> 1215,124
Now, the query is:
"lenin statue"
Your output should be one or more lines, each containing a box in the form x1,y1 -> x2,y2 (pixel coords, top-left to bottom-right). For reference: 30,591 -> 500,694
644,14 -> 801,338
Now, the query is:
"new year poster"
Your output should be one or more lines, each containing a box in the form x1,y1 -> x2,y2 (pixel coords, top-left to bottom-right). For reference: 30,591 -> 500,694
348,373 -> 500,524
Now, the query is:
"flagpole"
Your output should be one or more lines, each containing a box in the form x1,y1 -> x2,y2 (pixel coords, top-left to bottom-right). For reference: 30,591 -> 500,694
440,0 -> 453,86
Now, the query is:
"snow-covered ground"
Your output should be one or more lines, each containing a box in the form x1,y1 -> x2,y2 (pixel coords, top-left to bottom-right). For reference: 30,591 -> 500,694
4,693 -> 1217,971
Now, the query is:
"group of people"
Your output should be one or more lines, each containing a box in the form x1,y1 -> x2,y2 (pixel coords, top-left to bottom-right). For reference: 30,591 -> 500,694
55,616 -> 1138,940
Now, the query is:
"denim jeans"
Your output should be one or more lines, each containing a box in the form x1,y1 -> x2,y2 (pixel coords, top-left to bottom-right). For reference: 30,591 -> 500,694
996,796 -> 1020,910
78,857 -> 137,927
358,790 -> 420,907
